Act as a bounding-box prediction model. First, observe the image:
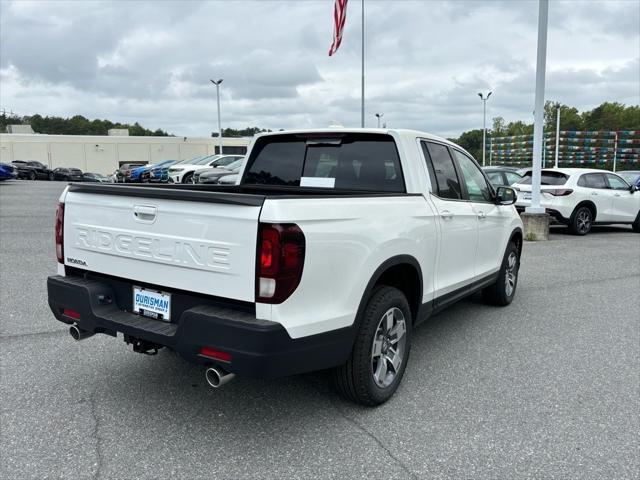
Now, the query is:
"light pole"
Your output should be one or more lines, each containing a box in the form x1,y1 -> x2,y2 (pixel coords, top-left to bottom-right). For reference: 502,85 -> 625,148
210,79 -> 223,155
554,102 -> 560,168
375,113 -> 384,128
478,91 -> 492,166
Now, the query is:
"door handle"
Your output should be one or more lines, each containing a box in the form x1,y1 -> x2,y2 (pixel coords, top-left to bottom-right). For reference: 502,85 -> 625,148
477,211 -> 486,219
614,193 -> 621,197
133,205 -> 157,222
440,210 -> 454,220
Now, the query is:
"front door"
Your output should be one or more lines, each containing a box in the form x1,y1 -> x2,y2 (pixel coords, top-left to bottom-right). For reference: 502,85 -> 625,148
451,149 -> 507,279
605,173 -> 640,222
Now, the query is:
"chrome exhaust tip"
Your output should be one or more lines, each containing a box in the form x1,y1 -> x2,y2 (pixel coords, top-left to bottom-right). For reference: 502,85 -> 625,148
69,324 -> 94,341
205,367 -> 235,388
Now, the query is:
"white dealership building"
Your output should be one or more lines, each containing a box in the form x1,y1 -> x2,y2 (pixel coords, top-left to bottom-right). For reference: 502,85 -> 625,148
0,130 -> 251,175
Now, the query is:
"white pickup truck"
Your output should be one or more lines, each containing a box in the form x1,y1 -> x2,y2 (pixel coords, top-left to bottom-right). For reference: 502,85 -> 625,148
48,129 -> 523,405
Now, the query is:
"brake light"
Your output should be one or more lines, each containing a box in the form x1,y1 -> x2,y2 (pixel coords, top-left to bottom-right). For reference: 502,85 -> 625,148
55,202 -> 65,263
256,223 -> 305,304
547,189 -> 573,196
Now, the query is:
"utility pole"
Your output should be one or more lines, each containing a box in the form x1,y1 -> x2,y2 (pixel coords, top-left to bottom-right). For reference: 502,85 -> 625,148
375,113 -> 383,128
210,79 -> 224,155
478,92 -> 492,166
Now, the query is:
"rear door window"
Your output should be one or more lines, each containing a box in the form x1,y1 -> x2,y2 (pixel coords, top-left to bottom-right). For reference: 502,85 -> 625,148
578,173 -> 608,189
243,133 -> 405,192
421,142 -> 462,200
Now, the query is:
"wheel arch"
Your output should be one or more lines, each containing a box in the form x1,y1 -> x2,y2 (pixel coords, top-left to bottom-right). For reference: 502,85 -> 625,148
572,200 -> 597,220
355,255 -> 423,328
509,227 -> 523,258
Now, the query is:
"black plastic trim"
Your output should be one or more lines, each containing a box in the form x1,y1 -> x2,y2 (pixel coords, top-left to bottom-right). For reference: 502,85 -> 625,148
47,274 -> 353,378
67,183 -> 266,207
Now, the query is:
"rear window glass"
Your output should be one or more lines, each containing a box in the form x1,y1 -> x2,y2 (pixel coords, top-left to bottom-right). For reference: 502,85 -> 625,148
518,170 -> 568,186
243,133 -> 405,192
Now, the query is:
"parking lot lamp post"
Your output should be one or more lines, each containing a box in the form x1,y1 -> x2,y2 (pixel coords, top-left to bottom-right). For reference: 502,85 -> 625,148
375,113 -> 384,128
478,92 -> 492,166
210,79 -> 224,155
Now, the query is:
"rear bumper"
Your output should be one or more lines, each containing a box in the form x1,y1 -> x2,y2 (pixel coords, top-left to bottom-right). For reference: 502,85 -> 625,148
47,273 -> 353,378
516,206 -> 569,225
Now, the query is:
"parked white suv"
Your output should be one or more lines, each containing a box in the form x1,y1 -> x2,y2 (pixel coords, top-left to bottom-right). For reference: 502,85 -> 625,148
167,154 -> 244,183
514,168 -> 640,234
48,129 -> 523,405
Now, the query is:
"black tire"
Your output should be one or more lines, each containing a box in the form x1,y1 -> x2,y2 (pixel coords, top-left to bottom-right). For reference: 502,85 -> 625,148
632,212 -> 640,233
482,242 -> 520,306
182,172 -> 193,184
48,172 -> 54,181
29,171 -> 36,181
331,286 -> 412,406
569,205 -> 593,235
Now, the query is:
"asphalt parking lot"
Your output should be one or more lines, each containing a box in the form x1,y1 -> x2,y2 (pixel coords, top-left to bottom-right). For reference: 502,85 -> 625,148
1,180 -> 639,480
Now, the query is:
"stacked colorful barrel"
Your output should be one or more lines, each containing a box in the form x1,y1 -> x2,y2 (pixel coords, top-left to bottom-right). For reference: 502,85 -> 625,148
490,130 -> 639,170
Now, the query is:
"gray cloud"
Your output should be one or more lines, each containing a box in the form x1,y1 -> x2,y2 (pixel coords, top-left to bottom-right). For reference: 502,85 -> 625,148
0,0 -> 638,137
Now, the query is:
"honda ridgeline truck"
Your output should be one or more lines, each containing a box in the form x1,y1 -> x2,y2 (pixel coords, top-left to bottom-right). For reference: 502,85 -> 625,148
48,129 -> 523,405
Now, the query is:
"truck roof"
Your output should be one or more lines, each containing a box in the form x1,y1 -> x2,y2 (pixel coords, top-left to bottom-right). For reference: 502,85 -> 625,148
254,128 -> 462,151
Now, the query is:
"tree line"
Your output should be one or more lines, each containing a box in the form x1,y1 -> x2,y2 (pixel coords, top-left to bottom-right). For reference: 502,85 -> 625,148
0,114 -> 170,136
453,101 -> 639,162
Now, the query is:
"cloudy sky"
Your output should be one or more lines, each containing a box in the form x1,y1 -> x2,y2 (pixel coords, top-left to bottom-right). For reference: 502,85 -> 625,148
1,0 -> 638,137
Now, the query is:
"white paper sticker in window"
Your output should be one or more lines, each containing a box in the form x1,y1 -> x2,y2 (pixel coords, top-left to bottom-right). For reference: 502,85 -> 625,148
300,177 -> 335,188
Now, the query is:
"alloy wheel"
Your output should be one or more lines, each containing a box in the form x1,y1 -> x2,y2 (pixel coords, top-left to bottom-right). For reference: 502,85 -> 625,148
371,307 -> 407,388
577,209 -> 591,234
504,251 -> 518,297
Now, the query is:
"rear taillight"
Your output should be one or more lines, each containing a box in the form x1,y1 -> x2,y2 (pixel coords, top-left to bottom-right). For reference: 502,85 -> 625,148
55,202 -> 65,263
256,223 -> 305,304
547,189 -> 573,196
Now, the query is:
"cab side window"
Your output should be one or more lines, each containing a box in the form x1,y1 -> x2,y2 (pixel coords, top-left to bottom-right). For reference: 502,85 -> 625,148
451,150 -> 493,202
421,142 -> 462,200
606,173 -> 630,190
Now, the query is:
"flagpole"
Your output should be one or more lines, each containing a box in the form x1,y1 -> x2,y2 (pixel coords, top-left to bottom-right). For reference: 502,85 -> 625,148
361,0 -> 365,128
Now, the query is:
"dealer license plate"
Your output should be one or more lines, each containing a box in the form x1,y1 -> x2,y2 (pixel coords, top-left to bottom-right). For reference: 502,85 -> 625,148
133,286 -> 171,321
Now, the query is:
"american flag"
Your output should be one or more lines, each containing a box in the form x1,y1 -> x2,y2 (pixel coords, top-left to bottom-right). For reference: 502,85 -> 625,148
328,0 -> 348,56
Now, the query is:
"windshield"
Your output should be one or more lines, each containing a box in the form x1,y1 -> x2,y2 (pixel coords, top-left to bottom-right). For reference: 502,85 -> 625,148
517,170 -> 569,186
190,155 -> 218,165
211,156 -> 240,167
618,171 -> 640,183
224,159 -> 243,171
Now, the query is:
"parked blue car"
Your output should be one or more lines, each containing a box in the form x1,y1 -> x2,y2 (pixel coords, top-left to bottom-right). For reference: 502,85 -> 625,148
618,170 -> 640,188
127,163 -> 151,182
0,162 -> 18,180
149,159 -> 180,182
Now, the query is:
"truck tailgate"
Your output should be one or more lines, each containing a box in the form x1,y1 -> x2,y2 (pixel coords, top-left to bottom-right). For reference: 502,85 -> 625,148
62,184 -> 264,302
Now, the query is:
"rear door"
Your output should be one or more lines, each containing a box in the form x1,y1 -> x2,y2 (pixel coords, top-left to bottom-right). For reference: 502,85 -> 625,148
63,185 -> 263,301
420,141 -> 478,298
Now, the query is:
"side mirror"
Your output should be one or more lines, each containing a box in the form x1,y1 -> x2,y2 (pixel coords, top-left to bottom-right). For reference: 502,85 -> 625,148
496,186 -> 517,205
630,185 -> 638,193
